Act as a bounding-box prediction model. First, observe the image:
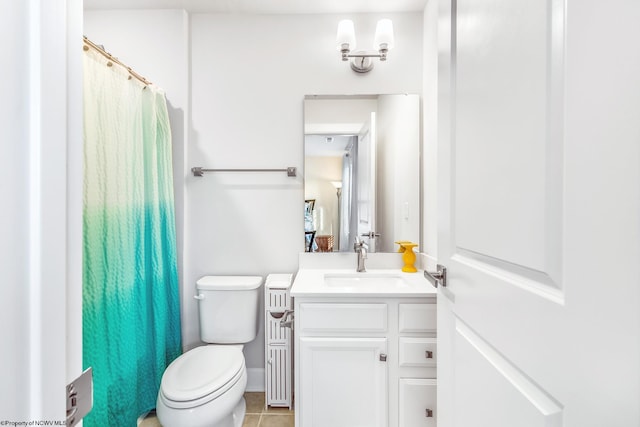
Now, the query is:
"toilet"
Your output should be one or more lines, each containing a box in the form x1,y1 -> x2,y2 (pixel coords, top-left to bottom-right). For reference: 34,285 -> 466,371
156,275 -> 263,427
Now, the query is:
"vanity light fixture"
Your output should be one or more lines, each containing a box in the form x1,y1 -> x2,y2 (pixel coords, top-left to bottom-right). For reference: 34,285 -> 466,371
336,19 -> 394,73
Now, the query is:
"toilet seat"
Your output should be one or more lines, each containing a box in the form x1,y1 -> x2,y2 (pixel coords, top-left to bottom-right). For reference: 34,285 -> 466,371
160,345 -> 245,409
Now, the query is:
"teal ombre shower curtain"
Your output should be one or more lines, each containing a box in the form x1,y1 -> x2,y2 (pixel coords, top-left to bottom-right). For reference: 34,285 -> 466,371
82,47 -> 181,426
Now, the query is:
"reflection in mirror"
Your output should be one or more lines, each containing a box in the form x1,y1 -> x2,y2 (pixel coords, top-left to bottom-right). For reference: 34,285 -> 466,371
304,94 -> 420,253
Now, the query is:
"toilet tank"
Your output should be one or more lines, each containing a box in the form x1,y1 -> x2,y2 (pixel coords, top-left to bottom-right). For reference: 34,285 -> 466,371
196,276 -> 263,343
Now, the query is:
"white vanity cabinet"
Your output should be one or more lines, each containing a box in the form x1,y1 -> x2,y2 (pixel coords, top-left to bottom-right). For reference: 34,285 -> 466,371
397,303 -> 438,426
294,297 -> 437,427
299,336 -> 388,426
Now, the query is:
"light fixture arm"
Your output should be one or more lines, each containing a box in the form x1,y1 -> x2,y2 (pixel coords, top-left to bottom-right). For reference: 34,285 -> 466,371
343,51 -> 388,60
340,47 -> 389,73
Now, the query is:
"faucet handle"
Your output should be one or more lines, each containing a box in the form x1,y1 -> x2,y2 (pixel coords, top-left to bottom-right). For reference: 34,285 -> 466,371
354,238 -> 368,254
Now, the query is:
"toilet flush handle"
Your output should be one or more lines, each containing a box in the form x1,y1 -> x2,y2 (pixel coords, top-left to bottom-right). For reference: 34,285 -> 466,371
194,294 -> 205,300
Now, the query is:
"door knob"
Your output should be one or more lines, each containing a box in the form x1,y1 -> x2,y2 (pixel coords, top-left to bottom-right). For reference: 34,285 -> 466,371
361,231 -> 381,238
424,264 -> 447,288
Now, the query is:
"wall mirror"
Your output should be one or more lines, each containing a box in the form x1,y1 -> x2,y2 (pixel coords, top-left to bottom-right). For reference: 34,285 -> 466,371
304,94 -> 420,253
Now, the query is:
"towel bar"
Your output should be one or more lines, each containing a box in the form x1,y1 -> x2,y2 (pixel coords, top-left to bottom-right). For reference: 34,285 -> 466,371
191,166 -> 297,177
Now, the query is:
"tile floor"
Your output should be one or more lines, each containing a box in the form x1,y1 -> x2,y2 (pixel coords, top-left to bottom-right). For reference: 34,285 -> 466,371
139,392 -> 294,427
242,392 -> 294,427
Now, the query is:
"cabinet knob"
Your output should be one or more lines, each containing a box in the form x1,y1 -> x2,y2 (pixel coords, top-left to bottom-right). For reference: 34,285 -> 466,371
425,409 -> 434,418
379,353 -> 387,362
425,350 -> 433,359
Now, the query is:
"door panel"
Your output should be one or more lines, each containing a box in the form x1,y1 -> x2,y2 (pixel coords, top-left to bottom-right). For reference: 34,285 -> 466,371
454,320 -> 562,427
436,0 -> 640,426
454,0 -> 564,292
450,0 -> 567,374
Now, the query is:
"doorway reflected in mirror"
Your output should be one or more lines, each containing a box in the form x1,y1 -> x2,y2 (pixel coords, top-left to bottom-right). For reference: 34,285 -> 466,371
304,94 -> 420,253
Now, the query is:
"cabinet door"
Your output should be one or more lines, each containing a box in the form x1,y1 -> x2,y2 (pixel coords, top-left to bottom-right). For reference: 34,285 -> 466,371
300,337 -> 388,427
399,378 -> 437,426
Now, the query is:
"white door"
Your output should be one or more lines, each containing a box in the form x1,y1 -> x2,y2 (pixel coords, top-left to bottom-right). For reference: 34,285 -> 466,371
1,0 -> 83,423
436,1 -> 640,426
299,337 -> 387,427
357,112 -> 378,252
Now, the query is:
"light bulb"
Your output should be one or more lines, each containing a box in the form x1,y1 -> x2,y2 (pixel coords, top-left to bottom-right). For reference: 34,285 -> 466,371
336,19 -> 356,51
374,19 -> 394,51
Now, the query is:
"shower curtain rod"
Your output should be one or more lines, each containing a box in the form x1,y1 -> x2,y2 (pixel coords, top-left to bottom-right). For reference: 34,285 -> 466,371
83,36 -> 152,86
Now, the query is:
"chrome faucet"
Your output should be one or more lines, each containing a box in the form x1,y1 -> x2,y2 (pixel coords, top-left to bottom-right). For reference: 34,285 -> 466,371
354,237 -> 368,272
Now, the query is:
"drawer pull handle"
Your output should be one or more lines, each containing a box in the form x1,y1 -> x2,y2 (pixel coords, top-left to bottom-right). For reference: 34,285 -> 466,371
425,350 -> 433,359
426,409 -> 434,418
379,353 -> 387,362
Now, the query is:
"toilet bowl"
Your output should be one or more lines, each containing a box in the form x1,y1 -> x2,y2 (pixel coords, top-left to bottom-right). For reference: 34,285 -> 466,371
156,275 -> 262,427
156,345 -> 248,427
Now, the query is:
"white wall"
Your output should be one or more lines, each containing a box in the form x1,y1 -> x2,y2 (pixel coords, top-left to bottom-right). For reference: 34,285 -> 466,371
190,12 -> 423,370
376,94 -> 420,252
83,10 -> 423,377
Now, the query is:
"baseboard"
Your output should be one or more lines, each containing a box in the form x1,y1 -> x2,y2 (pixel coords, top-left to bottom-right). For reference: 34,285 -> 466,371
246,368 -> 265,392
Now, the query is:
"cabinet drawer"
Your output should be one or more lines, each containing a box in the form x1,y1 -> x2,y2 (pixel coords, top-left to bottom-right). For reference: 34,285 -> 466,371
299,303 -> 387,333
399,337 -> 437,367
399,303 -> 437,333
399,378 -> 437,426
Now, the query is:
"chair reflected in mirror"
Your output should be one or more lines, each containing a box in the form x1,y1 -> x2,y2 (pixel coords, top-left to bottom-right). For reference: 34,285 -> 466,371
305,199 -> 316,252
305,230 -> 316,252
305,199 -> 315,214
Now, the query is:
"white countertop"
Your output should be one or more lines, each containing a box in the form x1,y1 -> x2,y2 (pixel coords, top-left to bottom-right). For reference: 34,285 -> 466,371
290,268 -> 437,298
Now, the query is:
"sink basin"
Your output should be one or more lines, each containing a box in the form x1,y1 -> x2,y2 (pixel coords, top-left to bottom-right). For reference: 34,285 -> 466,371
290,268 -> 436,297
323,273 -> 410,289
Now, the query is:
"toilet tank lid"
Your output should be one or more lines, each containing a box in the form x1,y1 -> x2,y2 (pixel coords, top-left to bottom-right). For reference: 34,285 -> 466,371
196,276 -> 263,290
